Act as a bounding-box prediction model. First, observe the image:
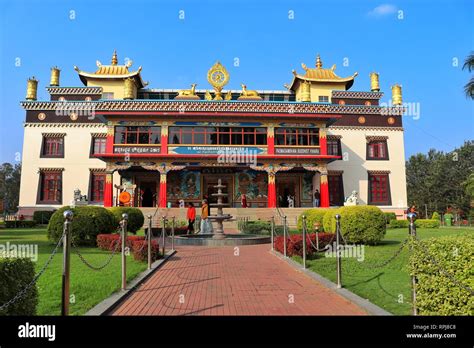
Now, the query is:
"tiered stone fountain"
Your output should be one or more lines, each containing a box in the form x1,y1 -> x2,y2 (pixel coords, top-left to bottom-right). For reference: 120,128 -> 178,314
208,179 -> 233,239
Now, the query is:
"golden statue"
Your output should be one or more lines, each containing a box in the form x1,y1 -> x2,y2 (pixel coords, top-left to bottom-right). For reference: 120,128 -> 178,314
225,90 -> 232,100
207,61 -> 229,100
238,84 -> 262,100
204,90 -> 213,100
175,83 -> 200,100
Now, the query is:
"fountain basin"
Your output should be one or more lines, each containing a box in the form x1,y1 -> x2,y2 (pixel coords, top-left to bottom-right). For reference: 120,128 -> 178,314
172,234 -> 270,246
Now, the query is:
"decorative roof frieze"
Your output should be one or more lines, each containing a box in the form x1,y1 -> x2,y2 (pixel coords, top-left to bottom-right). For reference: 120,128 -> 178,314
46,87 -> 103,95
332,91 -> 384,100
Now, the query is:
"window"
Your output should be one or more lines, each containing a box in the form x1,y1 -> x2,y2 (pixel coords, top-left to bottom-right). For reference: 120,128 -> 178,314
328,174 -> 344,206
41,136 -> 64,158
275,128 -> 319,146
367,140 -> 388,160
168,126 -> 267,145
102,92 -> 114,100
318,96 -> 329,103
327,139 -> 341,156
90,173 -> 105,202
114,126 -> 161,145
368,173 -> 391,205
38,171 -> 62,204
91,137 -> 107,155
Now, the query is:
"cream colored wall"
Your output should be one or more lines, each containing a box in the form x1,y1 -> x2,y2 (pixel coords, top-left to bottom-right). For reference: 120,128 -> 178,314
327,127 -> 408,210
295,82 -> 346,102
86,79 -> 130,99
19,124 -> 107,209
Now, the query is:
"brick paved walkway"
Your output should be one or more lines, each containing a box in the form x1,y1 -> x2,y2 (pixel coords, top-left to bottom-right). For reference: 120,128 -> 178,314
111,245 -> 367,315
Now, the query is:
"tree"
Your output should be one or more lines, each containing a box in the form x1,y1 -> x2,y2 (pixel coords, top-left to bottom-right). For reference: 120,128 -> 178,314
406,141 -> 473,217
0,163 -> 22,214
462,52 -> 474,99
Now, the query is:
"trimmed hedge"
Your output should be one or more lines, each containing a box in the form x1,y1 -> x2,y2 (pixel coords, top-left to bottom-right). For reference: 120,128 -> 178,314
33,210 -> 56,225
389,219 -> 410,229
5,221 -> 37,228
431,212 -> 440,221
323,206 -> 386,245
241,220 -> 284,235
409,235 -> 474,315
0,258 -> 38,315
108,207 -> 144,234
131,240 -> 161,262
96,234 -> 145,251
274,232 -> 334,257
297,209 -> 331,232
48,206 -> 117,246
383,212 -> 397,224
389,219 -> 440,229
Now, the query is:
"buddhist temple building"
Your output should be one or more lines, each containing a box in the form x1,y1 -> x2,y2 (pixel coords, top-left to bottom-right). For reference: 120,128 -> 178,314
18,52 -> 408,221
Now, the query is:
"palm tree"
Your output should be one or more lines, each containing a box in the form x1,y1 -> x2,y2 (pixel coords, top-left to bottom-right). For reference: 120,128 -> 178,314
462,52 -> 474,99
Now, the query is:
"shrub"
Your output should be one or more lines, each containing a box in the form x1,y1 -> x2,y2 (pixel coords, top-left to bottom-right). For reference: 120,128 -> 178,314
323,206 -> 385,245
297,209 -> 331,232
389,219 -> 410,229
109,207 -> 144,234
431,212 -> 440,221
5,221 -> 37,228
131,240 -> 161,262
242,221 -> 272,235
0,258 -> 38,315
48,206 -> 117,246
415,219 -> 440,229
33,210 -> 56,225
383,212 -> 397,224
409,235 -> 474,315
274,232 -> 334,256
96,234 -> 145,251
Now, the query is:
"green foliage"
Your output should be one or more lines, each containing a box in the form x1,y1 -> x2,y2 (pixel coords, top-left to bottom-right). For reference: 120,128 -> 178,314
47,206 -> 117,246
33,210 -> 56,225
0,258 -> 38,315
297,209 -> 331,232
389,219 -> 410,229
431,211 -> 440,221
409,235 -> 474,315
383,212 -> 397,224
108,207 -> 144,234
0,162 -> 21,213
406,141 -> 473,218
323,206 -> 386,245
415,219 -> 440,229
242,221 -> 271,235
5,221 -> 37,228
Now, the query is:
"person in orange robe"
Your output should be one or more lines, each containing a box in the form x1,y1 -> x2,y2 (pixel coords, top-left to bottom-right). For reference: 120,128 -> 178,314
186,202 -> 196,234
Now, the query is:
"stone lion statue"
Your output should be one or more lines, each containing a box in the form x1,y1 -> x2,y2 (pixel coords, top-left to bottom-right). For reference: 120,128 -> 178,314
344,191 -> 358,206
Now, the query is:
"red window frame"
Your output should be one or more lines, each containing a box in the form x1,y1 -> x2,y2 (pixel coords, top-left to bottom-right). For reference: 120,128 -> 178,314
368,174 -> 391,205
168,126 -> 267,145
90,173 -> 105,202
328,174 -> 344,206
275,128 -> 319,146
92,137 -> 107,155
39,172 -> 62,203
114,126 -> 161,145
367,141 -> 388,160
42,137 -> 64,157
327,139 -> 341,156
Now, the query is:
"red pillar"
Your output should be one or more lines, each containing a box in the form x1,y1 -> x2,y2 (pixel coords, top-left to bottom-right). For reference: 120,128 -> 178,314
267,172 -> 276,208
104,173 -> 113,207
320,127 -> 327,156
267,126 -> 275,155
320,173 -> 329,207
106,127 -> 114,154
159,172 -> 167,208
161,125 -> 168,155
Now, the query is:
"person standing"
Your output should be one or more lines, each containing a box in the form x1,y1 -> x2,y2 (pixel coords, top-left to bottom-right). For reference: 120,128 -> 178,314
241,194 -> 248,208
313,189 -> 320,207
186,202 -> 196,234
200,199 -> 213,234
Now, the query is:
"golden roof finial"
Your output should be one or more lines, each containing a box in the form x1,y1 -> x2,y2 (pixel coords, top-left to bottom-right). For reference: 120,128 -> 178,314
111,50 -> 118,66
316,54 -> 322,69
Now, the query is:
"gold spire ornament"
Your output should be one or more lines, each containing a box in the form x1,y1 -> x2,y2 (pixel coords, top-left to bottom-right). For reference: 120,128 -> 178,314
370,72 -> 380,92
391,84 -> 403,105
316,54 -> 322,69
207,61 -> 230,100
111,50 -> 118,65
26,77 -> 38,100
50,66 -> 61,86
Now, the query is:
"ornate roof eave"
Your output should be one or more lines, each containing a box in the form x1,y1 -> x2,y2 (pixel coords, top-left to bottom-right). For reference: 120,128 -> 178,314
46,86 -> 103,95
20,100 -> 406,116
74,66 -> 147,89
332,90 -> 384,100
288,72 -> 357,91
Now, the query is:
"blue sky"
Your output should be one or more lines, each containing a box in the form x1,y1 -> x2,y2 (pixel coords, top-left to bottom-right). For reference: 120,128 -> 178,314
0,0 -> 473,163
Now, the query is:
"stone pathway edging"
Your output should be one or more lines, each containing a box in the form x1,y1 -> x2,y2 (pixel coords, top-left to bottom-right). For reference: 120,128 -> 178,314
270,250 -> 392,316
86,249 -> 177,316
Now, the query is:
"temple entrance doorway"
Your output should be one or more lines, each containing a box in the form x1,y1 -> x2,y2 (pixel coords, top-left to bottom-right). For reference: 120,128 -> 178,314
139,181 -> 157,207
276,176 -> 300,207
203,174 -> 233,206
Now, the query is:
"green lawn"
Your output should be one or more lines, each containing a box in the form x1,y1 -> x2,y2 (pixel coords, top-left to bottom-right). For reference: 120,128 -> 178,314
291,227 -> 473,315
0,228 -> 148,315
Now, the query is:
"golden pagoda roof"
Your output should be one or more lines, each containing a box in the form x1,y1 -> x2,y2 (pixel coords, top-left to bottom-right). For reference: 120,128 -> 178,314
74,50 -> 147,88
288,54 -> 358,91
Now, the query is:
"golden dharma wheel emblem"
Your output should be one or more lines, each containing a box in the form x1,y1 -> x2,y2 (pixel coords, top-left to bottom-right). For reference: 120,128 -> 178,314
207,61 -> 229,88
387,117 -> 395,125
358,116 -> 366,124
38,112 -> 46,121
70,112 -> 78,121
